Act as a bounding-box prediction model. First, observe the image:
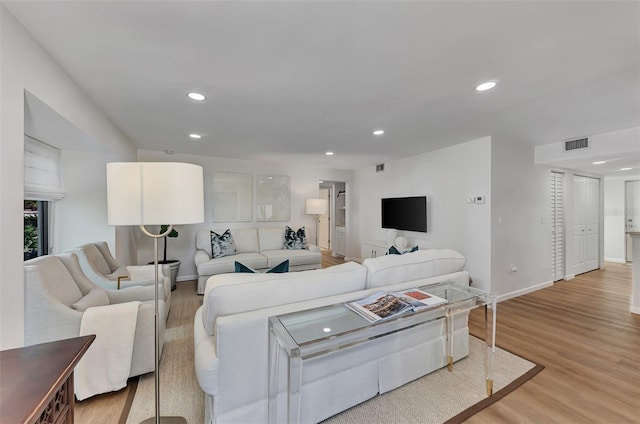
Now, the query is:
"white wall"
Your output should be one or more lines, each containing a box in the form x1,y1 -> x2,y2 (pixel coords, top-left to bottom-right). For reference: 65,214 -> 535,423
136,149 -> 354,280
0,6 -> 136,349
353,137 -> 492,291
491,137 -> 553,299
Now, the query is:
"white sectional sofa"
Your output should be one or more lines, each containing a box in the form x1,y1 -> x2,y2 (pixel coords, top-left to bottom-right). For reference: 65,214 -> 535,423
194,249 -> 470,424
194,228 -> 322,294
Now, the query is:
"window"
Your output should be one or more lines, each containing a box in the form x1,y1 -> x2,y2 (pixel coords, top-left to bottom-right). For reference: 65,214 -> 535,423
24,200 -> 49,260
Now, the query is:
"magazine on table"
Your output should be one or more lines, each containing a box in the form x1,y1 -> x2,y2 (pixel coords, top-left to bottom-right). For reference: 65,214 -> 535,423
346,288 -> 448,322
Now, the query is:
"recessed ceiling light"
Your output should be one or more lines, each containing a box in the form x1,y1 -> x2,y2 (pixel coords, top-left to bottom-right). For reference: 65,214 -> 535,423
187,92 -> 206,101
189,133 -> 202,139
620,167 -> 632,171
476,81 -> 497,92
592,161 -> 606,165
318,180 -> 324,183
325,151 -> 334,156
373,130 -> 385,136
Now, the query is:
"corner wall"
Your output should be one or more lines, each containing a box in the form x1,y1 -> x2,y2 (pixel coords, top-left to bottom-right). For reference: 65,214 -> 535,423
0,6 -> 136,349
491,137 -> 553,299
353,137 -> 492,291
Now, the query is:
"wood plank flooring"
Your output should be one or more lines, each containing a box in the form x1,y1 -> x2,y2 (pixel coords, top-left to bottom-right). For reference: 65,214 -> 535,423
75,258 -> 639,424
467,262 -> 639,424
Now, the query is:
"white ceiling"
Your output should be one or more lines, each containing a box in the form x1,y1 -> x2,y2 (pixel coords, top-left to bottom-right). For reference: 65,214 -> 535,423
5,1 -> 640,172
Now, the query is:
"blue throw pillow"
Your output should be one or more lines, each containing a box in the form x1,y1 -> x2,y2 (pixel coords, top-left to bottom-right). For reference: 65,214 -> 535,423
211,230 -> 237,259
234,259 -> 290,274
284,226 -> 306,250
387,245 -> 419,255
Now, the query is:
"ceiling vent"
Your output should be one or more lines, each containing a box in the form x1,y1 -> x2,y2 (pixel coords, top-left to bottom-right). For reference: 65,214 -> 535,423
564,137 -> 589,152
375,163 -> 385,173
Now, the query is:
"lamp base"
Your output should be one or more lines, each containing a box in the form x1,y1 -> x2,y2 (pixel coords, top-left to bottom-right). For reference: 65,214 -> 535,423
139,417 -> 187,424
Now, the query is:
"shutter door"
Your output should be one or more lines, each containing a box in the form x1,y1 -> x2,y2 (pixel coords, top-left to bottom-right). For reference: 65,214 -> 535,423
551,172 -> 565,281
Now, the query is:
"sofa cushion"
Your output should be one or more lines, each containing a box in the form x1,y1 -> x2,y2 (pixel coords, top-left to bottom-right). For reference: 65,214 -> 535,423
196,230 -> 213,257
231,228 -> 259,253
258,227 -> 284,251
211,230 -> 237,259
197,253 -> 268,276
363,249 -> 467,289
261,249 -> 322,268
70,286 -> 110,312
284,226 -> 306,249
126,264 -> 162,280
234,259 -> 289,274
202,261 -> 367,335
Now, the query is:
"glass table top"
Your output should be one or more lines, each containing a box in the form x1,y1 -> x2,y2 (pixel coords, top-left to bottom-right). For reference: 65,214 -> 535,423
276,281 -> 489,345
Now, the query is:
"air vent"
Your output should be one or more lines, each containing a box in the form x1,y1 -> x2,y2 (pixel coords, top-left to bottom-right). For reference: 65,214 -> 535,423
376,163 -> 385,173
564,137 -> 589,151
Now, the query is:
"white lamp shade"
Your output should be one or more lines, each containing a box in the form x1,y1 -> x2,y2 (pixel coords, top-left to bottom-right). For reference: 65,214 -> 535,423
107,162 -> 204,225
305,198 -> 328,215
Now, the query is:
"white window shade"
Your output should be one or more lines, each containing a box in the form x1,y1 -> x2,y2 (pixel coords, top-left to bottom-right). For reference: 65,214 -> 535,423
24,136 -> 65,200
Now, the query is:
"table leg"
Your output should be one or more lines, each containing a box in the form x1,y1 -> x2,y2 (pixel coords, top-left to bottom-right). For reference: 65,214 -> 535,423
268,322 -> 279,424
445,313 -> 454,371
288,349 -> 302,423
484,297 -> 497,396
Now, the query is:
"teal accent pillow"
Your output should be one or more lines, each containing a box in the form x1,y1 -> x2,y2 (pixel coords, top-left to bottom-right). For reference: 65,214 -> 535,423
234,259 -> 290,274
387,245 -> 419,255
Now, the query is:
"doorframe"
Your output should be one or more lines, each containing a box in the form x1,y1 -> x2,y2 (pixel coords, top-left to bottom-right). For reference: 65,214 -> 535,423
625,179 -> 640,263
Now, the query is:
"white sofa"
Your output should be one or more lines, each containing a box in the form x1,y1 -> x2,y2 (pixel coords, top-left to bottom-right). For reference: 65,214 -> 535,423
194,228 -> 322,294
194,249 -> 470,424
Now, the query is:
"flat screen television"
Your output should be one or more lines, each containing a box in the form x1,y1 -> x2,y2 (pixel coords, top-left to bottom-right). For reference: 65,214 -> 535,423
381,196 -> 427,233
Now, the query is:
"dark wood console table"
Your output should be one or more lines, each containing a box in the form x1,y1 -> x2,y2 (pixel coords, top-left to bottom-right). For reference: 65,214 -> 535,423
0,335 -> 95,424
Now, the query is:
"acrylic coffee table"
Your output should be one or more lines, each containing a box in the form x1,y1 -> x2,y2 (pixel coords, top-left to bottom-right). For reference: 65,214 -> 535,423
268,281 -> 496,424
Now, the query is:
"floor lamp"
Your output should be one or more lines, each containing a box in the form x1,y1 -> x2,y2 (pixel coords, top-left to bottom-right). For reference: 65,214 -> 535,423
107,162 -> 204,424
305,198 -> 328,246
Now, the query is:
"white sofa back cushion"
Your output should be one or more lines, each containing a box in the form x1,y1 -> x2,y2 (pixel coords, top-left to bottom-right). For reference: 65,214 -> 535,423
363,249 -> 467,289
258,227 -> 284,251
232,228 -> 260,253
196,230 -> 213,258
202,261 -> 367,335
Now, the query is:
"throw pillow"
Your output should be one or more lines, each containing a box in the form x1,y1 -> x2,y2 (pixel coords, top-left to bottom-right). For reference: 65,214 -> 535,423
71,287 -> 110,312
387,245 -> 419,255
234,259 -> 290,274
211,230 -> 237,259
284,226 -> 306,250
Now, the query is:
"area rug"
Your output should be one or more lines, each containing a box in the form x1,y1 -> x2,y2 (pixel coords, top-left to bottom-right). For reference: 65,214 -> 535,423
123,282 -> 543,424
322,337 -> 543,424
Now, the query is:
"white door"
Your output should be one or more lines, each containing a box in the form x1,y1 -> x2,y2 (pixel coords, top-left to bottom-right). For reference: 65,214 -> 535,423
626,180 -> 640,262
551,172 -> 565,281
572,175 -> 600,275
318,188 -> 330,250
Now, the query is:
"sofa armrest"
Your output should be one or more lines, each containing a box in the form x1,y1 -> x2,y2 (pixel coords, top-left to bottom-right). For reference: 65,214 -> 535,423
306,244 -> 320,252
195,250 -> 210,266
107,285 -> 155,304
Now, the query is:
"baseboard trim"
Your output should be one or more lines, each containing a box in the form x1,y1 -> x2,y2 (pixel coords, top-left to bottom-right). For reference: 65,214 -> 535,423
604,257 -> 626,264
563,274 -> 575,281
497,280 -> 554,302
631,305 -> 640,315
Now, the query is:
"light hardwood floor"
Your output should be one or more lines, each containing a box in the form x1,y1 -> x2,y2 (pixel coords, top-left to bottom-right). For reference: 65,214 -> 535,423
76,256 -> 639,423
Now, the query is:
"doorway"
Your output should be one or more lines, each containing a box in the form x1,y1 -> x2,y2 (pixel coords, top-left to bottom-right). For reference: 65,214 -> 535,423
625,180 -> 640,262
318,187 -> 331,250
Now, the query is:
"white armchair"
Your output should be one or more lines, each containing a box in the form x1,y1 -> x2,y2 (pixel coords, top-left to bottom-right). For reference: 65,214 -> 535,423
24,253 -> 166,379
68,241 -> 171,316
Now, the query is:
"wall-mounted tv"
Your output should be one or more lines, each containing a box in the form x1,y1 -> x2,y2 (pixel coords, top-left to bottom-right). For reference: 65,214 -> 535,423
381,196 -> 427,233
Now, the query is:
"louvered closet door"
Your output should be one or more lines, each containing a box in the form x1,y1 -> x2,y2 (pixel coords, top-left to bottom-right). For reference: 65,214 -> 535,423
551,172 -> 565,281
